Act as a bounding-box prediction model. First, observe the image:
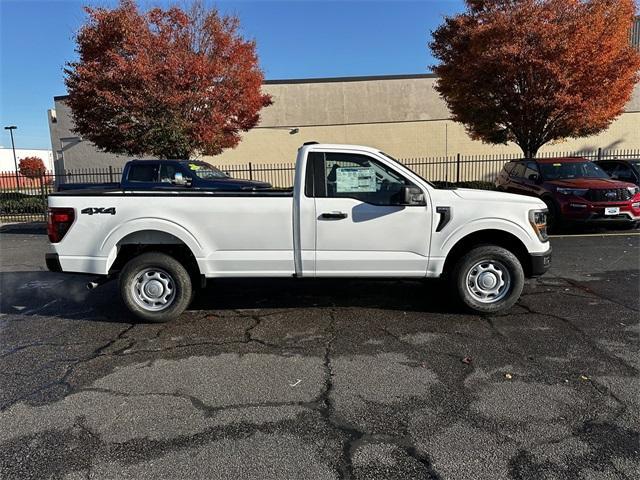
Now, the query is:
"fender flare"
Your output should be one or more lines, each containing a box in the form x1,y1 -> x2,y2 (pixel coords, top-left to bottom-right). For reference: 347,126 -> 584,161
100,218 -> 205,271
439,217 -> 536,259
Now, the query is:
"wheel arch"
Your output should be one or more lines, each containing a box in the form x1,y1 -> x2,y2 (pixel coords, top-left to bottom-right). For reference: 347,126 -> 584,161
442,229 -> 532,277
106,229 -> 202,281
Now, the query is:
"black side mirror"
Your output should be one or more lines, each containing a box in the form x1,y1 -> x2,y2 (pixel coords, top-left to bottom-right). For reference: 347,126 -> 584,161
401,185 -> 426,206
528,173 -> 540,183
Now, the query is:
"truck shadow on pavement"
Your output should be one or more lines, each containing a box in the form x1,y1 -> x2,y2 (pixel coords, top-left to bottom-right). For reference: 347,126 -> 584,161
0,270 -> 456,322
2,265 -> 638,323
191,277 -> 454,313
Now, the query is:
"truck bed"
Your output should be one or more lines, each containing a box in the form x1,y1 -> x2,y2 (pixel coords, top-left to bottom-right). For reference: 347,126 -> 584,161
49,187 -> 293,197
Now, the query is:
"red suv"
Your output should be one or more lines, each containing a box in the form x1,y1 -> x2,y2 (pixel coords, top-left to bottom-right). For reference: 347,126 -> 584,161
495,157 -> 640,229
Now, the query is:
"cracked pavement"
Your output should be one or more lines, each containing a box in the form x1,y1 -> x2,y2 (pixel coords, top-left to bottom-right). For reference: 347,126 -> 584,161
0,226 -> 638,479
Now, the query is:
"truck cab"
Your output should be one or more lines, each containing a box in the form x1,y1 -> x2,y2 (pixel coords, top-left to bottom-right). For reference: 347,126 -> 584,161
121,160 -> 272,191
57,159 -> 271,192
46,143 -> 552,322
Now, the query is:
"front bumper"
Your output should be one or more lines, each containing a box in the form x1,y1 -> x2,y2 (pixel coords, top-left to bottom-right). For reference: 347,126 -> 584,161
45,253 -> 62,272
559,198 -> 640,223
529,246 -> 552,277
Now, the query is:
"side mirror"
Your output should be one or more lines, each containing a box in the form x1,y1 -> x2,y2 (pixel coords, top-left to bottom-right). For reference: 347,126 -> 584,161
173,172 -> 191,187
528,173 -> 540,183
401,185 -> 426,206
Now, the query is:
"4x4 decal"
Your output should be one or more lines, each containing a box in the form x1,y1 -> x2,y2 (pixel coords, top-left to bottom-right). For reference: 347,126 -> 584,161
80,207 -> 116,215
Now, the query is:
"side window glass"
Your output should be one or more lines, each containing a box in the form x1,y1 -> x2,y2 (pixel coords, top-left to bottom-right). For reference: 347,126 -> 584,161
316,152 -> 411,205
305,152 -> 323,197
615,164 -> 635,182
598,162 -> 615,176
128,164 -> 159,182
503,162 -> 515,174
510,162 -> 526,178
160,164 -> 177,183
524,162 -> 539,180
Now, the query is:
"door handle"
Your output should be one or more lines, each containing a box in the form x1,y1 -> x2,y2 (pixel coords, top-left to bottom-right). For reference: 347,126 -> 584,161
320,211 -> 348,220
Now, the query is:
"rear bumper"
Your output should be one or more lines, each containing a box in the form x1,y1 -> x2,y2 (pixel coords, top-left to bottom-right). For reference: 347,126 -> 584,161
45,253 -> 62,272
45,254 -> 109,275
529,246 -> 552,277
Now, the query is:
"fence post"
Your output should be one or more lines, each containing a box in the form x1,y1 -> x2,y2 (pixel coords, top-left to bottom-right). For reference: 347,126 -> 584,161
248,162 -> 253,180
39,174 -> 47,221
456,154 -> 461,183
109,166 -> 114,183
597,148 -> 602,161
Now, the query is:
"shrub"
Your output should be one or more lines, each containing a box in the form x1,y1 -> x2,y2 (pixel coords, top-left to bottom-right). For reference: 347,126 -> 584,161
19,157 -> 46,179
0,193 -> 46,215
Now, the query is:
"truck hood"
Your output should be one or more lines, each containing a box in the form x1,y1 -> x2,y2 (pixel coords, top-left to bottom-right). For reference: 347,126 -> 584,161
452,188 -> 545,207
545,178 -> 635,189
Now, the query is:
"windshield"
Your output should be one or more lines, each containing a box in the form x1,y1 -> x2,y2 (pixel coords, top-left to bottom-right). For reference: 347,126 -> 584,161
378,151 -> 435,187
539,161 -> 609,180
631,161 -> 640,171
182,161 -> 229,179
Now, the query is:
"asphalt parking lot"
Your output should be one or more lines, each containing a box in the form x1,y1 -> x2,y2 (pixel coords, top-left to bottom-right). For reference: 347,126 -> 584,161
0,226 -> 638,480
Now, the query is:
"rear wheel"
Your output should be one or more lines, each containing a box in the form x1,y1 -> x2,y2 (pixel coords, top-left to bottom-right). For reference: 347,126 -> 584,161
119,252 -> 192,322
450,245 -> 525,314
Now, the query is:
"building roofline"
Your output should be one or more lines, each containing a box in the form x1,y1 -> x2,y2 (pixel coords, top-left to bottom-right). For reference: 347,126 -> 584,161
53,73 -> 437,101
263,73 -> 437,84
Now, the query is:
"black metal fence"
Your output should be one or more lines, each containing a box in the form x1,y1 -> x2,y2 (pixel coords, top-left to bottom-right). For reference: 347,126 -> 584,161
1,148 -> 638,223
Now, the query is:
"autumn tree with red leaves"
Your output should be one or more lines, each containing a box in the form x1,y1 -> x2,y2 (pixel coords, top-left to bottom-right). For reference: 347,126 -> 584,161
430,0 -> 640,157
18,157 -> 46,178
65,0 -> 272,159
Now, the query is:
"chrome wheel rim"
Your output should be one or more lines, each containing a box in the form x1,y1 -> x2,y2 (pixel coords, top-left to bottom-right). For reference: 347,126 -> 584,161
465,260 -> 511,304
131,268 -> 176,311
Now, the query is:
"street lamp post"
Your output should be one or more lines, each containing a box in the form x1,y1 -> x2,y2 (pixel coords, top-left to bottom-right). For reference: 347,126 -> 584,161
4,125 -> 19,191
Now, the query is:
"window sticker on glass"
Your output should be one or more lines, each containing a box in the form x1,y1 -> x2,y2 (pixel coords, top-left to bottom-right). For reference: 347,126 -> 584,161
336,167 -> 376,193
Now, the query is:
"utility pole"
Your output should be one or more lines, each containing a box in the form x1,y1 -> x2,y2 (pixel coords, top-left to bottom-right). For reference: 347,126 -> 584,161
4,125 -> 19,191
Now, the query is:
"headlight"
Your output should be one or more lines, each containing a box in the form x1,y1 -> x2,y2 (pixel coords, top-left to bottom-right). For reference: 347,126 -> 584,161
627,186 -> 640,196
556,188 -> 588,197
529,209 -> 548,242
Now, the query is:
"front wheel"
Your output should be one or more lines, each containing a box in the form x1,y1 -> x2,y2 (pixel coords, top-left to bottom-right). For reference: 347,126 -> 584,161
450,245 -> 525,314
119,252 -> 192,322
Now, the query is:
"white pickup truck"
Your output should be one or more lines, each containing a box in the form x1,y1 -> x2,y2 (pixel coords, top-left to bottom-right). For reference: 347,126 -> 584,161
46,143 -> 551,322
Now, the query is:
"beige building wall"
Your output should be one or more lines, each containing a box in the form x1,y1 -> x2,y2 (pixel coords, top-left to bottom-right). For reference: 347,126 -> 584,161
215,112 -> 640,167
49,74 -> 640,170
215,74 -> 640,165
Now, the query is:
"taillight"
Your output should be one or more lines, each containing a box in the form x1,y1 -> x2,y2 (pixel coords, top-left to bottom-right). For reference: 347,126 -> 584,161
47,208 -> 75,243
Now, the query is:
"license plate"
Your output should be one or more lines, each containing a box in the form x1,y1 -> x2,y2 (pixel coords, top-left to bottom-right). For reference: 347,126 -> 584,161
604,207 -> 620,215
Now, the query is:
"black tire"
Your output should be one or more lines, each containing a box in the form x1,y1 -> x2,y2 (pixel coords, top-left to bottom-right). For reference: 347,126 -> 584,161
119,252 -> 192,323
542,196 -> 560,232
450,245 -> 525,314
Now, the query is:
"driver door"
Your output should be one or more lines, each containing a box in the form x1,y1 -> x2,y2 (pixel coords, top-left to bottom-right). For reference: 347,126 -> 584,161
310,151 -> 432,277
